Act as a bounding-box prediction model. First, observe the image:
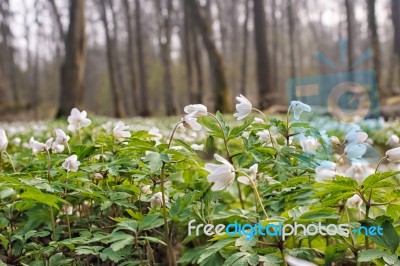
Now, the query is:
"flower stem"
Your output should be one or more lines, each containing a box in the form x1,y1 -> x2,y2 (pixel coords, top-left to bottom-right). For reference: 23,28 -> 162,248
78,128 -> 82,144
374,156 -> 387,173
286,105 -> 293,146
236,182 -> 245,209
167,121 -> 183,149
208,112 -> 231,158
49,206 -> 56,240
236,170 -> 269,219
252,108 -> 276,148
3,151 -> 16,173
46,149 -> 51,183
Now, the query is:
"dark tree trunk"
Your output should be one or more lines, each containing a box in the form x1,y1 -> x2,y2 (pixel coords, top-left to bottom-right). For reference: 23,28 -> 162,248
135,0 -> 151,116
345,0 -> 354,70
182,0 -> 194,103
287,0 -> 296,79
155,0 -> 178,116
0,0 -> 19,105
57,0 -> 87,117
253,0 -> 272,109
187,0 -> 232,113
109,0 -> 131,115
97,0 -> 126,118
240,0 -> 249,95
271,0 -> 278,93
392,0 -> 400,96
123,0 -> 140,114
192,30 -> 204,103
367,0 -> 385,98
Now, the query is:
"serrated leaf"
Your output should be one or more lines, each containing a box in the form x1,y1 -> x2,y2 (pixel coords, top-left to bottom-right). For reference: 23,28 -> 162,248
138,214 -> 164,231
198,238 -> 236,263
362,171 -> 400,191
357,250 -> 388,262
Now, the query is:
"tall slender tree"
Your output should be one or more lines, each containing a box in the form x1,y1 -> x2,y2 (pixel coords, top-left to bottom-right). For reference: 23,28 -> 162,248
392,0 -> 400,96
57,0 -> 87,117
253,0 -> 272,109
123,0 -> 139,114
135,0 -> 150,116
240,0 -> 249,95
97,0 -> 126,117
155,0 -> 178,116
187,0 -> 232,113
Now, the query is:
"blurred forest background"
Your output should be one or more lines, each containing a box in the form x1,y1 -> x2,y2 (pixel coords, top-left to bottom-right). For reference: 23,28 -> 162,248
0,0 -> 399,120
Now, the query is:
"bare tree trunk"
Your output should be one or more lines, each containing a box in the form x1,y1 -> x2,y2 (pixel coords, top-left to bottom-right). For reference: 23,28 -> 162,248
182,0 -> 194,103
155,0 -> 178,116
97,0 -> 126,118
109,0 -> 131,115
253,0 -> 272,109
240,0 -> 249,95
57,0 -> 87,117
48,0 -> 65,42
192,31 -> 204,103
187,0 -> 232,113
345,0 -> 354,70
271,0 -> 278,92
391,0 -> 400,96
135,0 -> 151,116
287,0 -> 296,79
367,0 -> 384,99
0,0 -> 19,106
123,0 -> 140,114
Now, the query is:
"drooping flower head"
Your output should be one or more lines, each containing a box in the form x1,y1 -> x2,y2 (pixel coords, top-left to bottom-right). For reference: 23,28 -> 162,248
67,108 -> 92,131
29,137 -> 53,154
150,192 -> 168,208
237,164 -> 258,185
290,101 -> 311,120
184,104 -> 208,117
386,147 -> 400,162
345,143 -> 367,159
315,161 -> 336,182
386,134 -> 400,147
0,129 -> 8,152
233,94 -> 252,120
55,129 -> 70,144
299,135 -> 320,154
113,121 -> 131,141
62,154 -> 81,172
205,154 -> 235,191
182,113 -> 202,131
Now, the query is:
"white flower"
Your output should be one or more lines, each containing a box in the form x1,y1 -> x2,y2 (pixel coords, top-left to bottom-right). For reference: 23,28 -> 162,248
148,127 -> 162,142
0,129 -> 8,152
315,161 -> 336,182
345,163 -> 374,184
286,255 -> 317,266
233,94 -> 252,120
113,121 -> 131,141
345,131 -> 368,144
67,108 -> 91,131
345,143 -> 367,159
182,113 -> 202,131
55,129 -> 70,144
238,164 -> 258,185
51,142 -> 65,153
30,137 -> 53,154
184,104 -> 208,117
386,147 -> 400,163
150,192 -> 168,208
141,185 -> 152,195
257,130 -> 270,142
299,136 -> 320,153
62,155 -> 81,172
330,136 -> 341,146
290,101 -> 311,120
205,154 -> 235,191
346,194 -> 363,209
253,117 -> 264,123
386,135 -> 399,147
191,144 -> 204,151
13,137 -> 22,146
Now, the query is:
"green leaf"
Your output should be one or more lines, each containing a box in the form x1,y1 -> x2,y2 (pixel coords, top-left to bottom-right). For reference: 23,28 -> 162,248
109,233 -> 134,251
198,238 -> 236,263
116,220 -> 137,233
0,187 -> 15,199
138,213 -> 164,231
143,151 -> 163,173
138,236 -> 166,245
387,204 -> 400,221
48,253 -> 74,266
72,145 -> 97,161
357,250 -> 388,262
228,117 -> 254,140
20,189 -> 66,210
362,171 -> 400,191
360,220 -> 400,253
